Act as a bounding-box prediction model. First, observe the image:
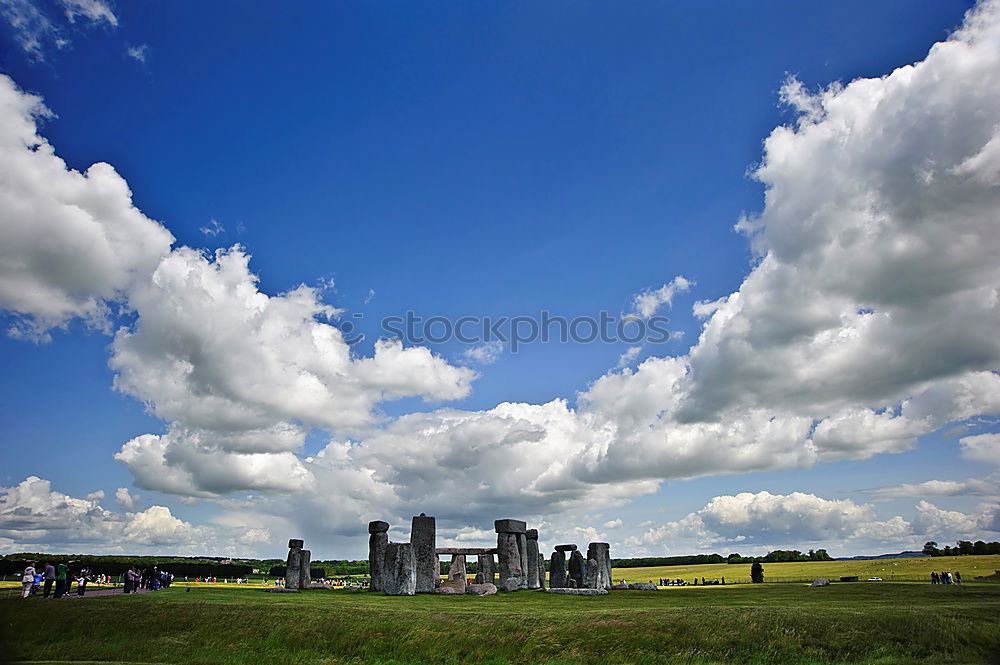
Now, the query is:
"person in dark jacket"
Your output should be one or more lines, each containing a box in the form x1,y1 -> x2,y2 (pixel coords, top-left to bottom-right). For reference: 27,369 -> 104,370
43,562 -> 56,597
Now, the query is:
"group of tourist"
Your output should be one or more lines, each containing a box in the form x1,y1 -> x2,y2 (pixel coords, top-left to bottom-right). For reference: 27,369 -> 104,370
123,566 -> 174,592
19,561 -> 93,599
930,571 -> 962,584
657,577 -> 726,586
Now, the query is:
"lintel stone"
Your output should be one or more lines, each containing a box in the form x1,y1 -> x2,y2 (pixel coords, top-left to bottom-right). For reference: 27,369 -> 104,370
554,544 -> 577,552
368,520 -> 389,534
494,518 -> 527,534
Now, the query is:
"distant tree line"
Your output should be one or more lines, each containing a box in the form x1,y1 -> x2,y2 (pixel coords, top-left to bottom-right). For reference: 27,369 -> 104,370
922,540 -> 1000,557
0,554 -> 253,578
610,549 -> 832,568
268,566 -> 326,579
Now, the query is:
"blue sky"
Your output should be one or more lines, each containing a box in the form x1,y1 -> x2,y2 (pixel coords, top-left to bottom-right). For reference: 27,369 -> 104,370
1,0 -> 998,560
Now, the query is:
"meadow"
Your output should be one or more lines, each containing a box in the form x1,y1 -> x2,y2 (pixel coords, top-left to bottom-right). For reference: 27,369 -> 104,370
1,577 -> 998,665
612,554 -> 1000,585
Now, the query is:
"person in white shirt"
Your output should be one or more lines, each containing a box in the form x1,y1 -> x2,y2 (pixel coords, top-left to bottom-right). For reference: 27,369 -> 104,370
21,562 -> 36,599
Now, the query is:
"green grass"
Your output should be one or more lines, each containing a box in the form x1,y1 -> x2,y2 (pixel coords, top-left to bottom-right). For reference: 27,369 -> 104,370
612,554 -> 1000,585
1,582 -> 998,665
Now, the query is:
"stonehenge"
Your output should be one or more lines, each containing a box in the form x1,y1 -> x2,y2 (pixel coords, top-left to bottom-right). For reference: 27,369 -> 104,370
363,515 -> 610,597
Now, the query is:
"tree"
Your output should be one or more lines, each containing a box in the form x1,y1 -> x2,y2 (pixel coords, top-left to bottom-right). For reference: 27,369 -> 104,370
750,562 -> 764,584
957,540 -> 974,555
922,541 -> 940,556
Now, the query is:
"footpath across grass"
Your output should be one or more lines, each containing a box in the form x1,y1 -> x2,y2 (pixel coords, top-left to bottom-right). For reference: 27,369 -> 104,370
1,582 -> 999,665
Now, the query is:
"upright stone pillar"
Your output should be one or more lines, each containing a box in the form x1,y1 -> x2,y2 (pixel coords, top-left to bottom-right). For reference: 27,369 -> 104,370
383,542 -> 416,596
568,549 -> 586,588
537,553 -> 546,589
411,514 -> 437,593
477,552 -> 496,585
285,538 -> 303,590
587,542 -> 612,590
368,521 -> 389,592
525,529 -> 540,590
495,519 -> 527,591
549,550 -> 567,588
584,557 -> 598,589
516,533 -> 529,589
448,554 -> 467,593
299,549 -> 312,589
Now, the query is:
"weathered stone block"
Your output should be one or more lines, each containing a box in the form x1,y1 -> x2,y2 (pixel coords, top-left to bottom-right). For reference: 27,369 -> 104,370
494,518 -> 527,534
585,557 -> 598,589
554,544 -> 577,552
568,550 -> 586,588
538,553 -> 546,589
448,554 -> 467,593
466,582 -> 498,596
411,514 -> 437,593
383,542 -> 416,596
526,528 -> 538,540
477,552 -> 496,585
549,550 -> 567,588
288,538 -> 304,549
368,520 -> 389,534
497,532 -> 523,589
286,547 -> 302,590
545,587 -> 608,596
525,533 -> 540,589
587,542 -> 612,590
500,577 -> 521,592
299,549 -> 312,589
369,531 -> 388,592
516,532 -> 529,589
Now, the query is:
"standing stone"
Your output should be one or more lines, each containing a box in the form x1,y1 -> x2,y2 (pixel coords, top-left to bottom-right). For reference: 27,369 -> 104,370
411,514 -> 437,593
550,550 -> 567,588
299,549 -> 312,589
587,542 -> 612,590
446,554 -> 467,593
497,532 -> 523,589
516,533 -> 529,589
538,553 -> 546,589
525,529 -> 540,590
286,546 -> 302,590
435,554 -> 441,588
568,549 -> 586,588
383,542 -> 416,596
477,552 -> 496,585
368,521 -> 389,592
585,557 -> 598,589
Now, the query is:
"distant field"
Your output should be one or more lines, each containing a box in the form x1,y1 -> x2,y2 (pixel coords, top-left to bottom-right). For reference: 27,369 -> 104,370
614,554 -> 1000,585
2,582 -> 998,664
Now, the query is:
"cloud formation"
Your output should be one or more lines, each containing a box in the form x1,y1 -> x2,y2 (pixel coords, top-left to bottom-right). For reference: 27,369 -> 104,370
626,491 -> 995,555
0,76 -> 174,340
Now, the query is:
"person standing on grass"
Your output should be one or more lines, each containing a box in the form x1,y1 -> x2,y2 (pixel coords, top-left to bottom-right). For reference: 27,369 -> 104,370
32,568 -> 42,595
954,571 -> 962,585
42,561 -> 55,597
21,562 -> 36,599
54,561 -> 68,598
77,567 -> 89,596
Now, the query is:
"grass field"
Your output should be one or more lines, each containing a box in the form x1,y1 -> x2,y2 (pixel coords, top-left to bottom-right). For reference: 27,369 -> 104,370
612,554 -> 1000,585
1,581 -> 998,665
